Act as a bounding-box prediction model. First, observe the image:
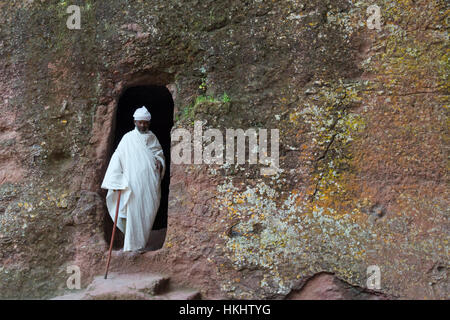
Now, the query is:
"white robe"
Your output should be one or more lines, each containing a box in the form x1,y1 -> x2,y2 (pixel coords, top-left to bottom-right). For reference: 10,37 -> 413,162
101,127 -> 166,251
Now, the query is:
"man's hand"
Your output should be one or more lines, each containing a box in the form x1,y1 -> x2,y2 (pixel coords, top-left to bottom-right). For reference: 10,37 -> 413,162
156,161 -> 163,175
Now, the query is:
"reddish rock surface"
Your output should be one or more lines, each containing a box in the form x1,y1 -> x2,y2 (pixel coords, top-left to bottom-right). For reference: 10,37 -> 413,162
286,273 -> 389,300
53,271 -> 200,300
0,0 -> 447,300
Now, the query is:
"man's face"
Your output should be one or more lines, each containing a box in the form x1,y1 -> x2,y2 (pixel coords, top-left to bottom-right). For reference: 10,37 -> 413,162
135,120 -> 150,133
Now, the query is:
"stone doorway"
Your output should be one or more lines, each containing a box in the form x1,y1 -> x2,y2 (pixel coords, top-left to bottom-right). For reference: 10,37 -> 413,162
103,85 -> 174,250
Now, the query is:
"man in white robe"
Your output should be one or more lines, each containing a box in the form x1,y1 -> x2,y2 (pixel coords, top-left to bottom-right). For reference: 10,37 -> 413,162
101,106 -> 165,252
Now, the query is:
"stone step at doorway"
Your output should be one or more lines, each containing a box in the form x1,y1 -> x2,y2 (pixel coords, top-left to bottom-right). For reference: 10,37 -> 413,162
52,272 -> 201,300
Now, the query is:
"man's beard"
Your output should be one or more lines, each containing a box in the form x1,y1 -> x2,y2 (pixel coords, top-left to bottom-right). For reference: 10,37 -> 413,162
136,126 -> 149,133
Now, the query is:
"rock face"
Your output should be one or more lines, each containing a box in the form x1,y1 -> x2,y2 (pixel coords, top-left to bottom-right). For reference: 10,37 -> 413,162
0,0 -> 448,299
286,272 -> 390,300
52,271 -> 201,300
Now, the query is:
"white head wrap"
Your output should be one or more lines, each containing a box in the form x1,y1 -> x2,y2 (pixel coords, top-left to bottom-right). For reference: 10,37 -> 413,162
133,106 -> 151,121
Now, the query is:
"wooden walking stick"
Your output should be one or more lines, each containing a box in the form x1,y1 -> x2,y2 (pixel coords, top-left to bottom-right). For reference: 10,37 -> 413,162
104,190 -> 122,279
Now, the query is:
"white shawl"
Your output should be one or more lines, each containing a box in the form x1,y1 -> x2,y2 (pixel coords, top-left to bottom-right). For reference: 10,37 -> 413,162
101,127 -> 165,251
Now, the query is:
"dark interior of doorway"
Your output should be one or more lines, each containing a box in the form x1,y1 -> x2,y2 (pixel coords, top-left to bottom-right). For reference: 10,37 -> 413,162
103,85 -> 174,250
